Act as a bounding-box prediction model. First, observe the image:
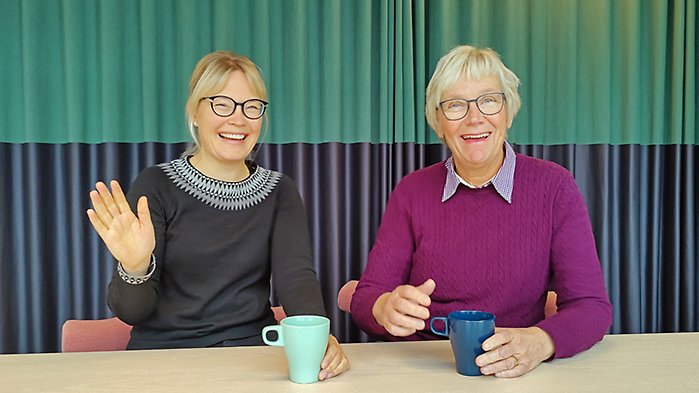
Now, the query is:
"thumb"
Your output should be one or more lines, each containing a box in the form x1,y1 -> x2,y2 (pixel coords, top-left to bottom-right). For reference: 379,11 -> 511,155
136,196 -> 152,228
416,278 -> 436,296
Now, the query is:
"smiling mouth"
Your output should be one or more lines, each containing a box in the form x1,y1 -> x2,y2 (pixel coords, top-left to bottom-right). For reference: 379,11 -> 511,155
218,132 -> 246,141
461,132 -> 491,141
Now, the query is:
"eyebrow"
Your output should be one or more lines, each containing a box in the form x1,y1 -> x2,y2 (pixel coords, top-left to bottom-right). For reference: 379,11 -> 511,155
441,88 -> 502,100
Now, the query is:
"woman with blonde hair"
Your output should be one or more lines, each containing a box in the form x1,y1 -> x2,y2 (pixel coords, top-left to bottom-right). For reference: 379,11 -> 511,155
87,51 -> 348,380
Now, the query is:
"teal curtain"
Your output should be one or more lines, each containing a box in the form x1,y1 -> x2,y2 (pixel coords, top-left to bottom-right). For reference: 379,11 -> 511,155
424,0 -> 696,145
0,0 -> 696,144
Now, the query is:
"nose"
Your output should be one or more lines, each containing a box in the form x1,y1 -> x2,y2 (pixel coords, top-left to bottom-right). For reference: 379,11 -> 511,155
226,105 -> 246,123
464,101 -> 484,124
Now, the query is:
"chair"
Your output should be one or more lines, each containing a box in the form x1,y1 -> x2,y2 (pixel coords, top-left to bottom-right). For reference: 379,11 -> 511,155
271,306 -> 286,323
336,280 -> 557,319
61,317 -> 132,352
544,291 -> 558,318
62,306 -> 287,353
337,280 -> 359,313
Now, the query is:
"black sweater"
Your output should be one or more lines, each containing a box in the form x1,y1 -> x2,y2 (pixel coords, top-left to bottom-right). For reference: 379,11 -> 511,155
107,158 -> 326,349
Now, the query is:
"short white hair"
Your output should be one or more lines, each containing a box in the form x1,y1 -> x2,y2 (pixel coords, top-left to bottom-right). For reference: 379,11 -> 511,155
425,45 -> 521,132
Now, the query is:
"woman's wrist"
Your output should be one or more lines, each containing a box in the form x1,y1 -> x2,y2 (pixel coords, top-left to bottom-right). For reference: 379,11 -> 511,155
117,255 -> 156,285
371,292 -> 390,327
119,256 -> 152,276
534,327 -> 556,361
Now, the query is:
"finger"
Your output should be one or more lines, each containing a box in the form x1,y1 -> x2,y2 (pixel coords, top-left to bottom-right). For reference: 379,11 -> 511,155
86,209 -> 109,240
480,354 -> 520,376
396,285 -> 432,307
385,311 -> 427,334
416,278 -> 436,296
112,211 -> 129,233
320,352 -> 343,380
319,337 -> 344,380
89,189 -> 113,225
136,196 -> 152,228
394,297 -> 431,320
95,181 -> 121,216
482,329 -> 513,351
322,357 -> 349,380
494,358 -> 527,378
383,321 -> 420,337
476,335 -> 516,367
321,336 -> 339,369
110,181 -> 132,215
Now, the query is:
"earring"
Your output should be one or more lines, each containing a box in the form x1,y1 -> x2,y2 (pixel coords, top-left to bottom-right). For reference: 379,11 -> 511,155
193,122 -> 199,127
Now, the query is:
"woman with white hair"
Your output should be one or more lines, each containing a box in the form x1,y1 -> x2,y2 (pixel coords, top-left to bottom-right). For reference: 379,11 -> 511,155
351,45 -> 612,378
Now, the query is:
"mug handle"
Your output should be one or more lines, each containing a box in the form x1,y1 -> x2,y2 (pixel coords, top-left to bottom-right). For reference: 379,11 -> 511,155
430,317 -> 449,337
262,325 -> 284,346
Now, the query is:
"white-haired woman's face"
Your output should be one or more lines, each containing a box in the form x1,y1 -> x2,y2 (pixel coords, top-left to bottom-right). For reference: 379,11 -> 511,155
435,75 -> 512,180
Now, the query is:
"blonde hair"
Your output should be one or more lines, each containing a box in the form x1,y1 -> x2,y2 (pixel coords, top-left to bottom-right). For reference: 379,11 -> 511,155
425,45 -> 521,132
183,51 -> 268,156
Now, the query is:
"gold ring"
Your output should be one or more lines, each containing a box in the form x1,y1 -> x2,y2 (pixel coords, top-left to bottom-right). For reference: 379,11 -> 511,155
511,354 -> 520,368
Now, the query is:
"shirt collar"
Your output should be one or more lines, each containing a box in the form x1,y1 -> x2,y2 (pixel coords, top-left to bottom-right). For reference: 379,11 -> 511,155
441,141 -> 516,204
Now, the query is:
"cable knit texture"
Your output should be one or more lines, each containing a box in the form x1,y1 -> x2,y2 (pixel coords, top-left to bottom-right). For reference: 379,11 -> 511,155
351,153 -> 612,359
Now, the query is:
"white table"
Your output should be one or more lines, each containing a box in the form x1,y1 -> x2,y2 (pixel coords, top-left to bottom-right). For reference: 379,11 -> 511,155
1,333 -> 697,392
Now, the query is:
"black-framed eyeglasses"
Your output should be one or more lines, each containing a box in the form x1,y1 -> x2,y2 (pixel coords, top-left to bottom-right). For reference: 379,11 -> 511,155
438,92 -> 506,121
203,96 -> 268,119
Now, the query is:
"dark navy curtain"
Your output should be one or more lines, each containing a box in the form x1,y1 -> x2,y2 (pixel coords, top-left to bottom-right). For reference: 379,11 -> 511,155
1,142 -> 697,353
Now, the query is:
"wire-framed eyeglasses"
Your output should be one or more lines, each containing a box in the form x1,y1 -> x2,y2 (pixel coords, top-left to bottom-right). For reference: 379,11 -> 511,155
203,96 -> 268,119
438,92 -> 505,121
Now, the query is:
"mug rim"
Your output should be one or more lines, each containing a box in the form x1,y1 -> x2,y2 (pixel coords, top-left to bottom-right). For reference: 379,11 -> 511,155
447,310 -> 494,322
281,315 -> 330,327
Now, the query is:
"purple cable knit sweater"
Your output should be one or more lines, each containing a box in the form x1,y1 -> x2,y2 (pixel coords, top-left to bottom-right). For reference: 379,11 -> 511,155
351,154 -> 612,359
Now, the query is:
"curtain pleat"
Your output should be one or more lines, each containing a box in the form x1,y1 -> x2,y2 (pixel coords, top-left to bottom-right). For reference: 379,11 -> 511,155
1,0 -> 695,144
1,142 -> 696,353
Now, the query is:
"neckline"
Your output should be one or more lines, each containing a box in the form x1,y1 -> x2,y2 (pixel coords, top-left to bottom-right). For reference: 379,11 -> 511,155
158,158 -> 282,210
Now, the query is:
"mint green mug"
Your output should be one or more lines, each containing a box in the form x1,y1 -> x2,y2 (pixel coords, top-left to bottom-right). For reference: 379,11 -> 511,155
262,315 -> 330,384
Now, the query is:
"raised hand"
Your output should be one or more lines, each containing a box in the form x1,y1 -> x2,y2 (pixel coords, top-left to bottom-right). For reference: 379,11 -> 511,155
86,180 -> 155,274
372,279 -> 436,337
475,326 -> 555,378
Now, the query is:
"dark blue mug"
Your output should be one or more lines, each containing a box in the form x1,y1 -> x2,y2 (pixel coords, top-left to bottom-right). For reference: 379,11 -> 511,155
430,310 -> 495,376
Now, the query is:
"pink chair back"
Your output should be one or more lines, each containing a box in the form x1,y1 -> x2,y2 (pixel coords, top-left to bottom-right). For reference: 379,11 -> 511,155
271,306 -> 286,323
544,291 -> 558,318
337,280 -> 358,312
61,317 -> 132,352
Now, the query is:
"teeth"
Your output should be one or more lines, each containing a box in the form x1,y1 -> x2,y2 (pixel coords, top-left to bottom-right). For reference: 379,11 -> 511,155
219,133 -> 245,140
462,132 -> 489,139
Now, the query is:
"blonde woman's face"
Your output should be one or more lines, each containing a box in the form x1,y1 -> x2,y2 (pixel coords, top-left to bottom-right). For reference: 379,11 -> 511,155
193,70 -> 263,166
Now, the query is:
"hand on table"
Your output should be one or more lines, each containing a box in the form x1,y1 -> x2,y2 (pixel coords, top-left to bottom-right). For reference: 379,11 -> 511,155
475,326 -> 555,378
86,180 -> 155,274
372,279 -> 436,337
318,334 -> 349,380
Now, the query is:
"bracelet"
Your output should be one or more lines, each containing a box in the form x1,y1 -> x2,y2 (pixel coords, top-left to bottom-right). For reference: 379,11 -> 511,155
117,255 -> 156,285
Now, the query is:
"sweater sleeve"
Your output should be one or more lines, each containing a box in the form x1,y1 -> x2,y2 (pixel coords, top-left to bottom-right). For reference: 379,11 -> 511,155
106,167 -> 167,325
351,180 -> 418,340
271,176 -> 326,317
535,172 -> 613,358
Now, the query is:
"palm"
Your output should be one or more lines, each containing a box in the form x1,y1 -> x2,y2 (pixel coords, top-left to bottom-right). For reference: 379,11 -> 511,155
102,208 -> 155,270
87,180 -> 155,273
